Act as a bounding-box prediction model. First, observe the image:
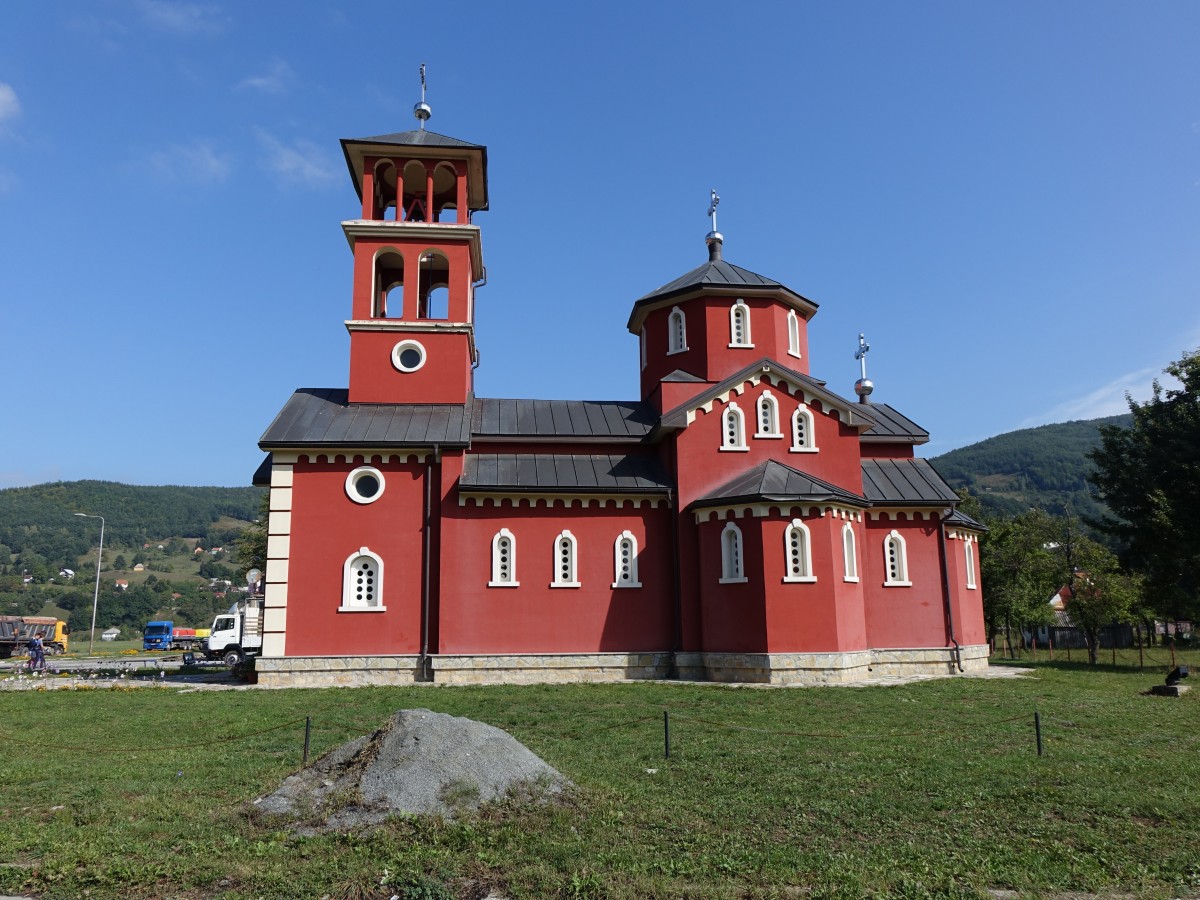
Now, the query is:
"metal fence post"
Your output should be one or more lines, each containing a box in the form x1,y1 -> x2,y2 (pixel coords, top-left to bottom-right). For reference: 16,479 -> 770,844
664,710 -> 670,759
1034,711 -> 1043,757
303,716 -> 311,765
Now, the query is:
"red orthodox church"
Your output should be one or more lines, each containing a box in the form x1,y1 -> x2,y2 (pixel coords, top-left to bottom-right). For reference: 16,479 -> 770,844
251,96 -> 987,688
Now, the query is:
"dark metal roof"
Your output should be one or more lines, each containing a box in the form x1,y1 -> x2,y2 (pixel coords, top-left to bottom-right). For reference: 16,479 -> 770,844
859,402 -> 930,443
693,460 -> 868,509
460,454 -> 671,493
946,508 -> 988,532
860,458 -> 959,505
662,369 -> 707,383
638,258 -> 783,302
471,398 -> 658,440
348,129 -> 484,149
659,358 -> 873,432
259,389 -> 472,448
251,454 -> 272,487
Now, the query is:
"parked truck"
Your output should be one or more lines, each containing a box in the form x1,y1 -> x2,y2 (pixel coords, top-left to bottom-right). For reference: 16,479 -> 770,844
142,621 -> 210,652
206,596 -> 264,667
0,616 -> 69,658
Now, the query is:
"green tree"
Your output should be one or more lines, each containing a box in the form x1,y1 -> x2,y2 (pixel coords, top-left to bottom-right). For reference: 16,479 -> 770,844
1064,537 -> 1143,665
233,492 -> 268,583
979,509 -> 1060,655
113,554 -> 128,571
1090,350 -> 1200,624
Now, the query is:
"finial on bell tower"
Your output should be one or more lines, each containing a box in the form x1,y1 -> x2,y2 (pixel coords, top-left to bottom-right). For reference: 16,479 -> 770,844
413,63 -> 432,130
854,332 -> 874,403
705,188 -> 723,261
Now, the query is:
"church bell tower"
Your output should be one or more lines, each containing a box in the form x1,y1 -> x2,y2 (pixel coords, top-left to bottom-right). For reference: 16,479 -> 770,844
339,67 -> 488,404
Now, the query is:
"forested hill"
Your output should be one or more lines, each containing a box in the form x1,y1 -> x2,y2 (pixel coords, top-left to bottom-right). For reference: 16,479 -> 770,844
929,414 -> 1132,520
0,481 -> 264,570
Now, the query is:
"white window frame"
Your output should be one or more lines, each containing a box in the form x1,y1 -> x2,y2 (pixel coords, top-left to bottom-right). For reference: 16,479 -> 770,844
340,547 -> 386,611
488,528 -> 519,587
391,339 -> 427,373
787,309 -> 802,358
611,530 -> 642,588
720,402 -> 748,452
755,390 -> 783,438
346,465 -> 386,504
551,529 -> 580,588
842,523 -> 859,583
719,522 -> 747,584
728,299 -> 754,348
884,530 -> 912,587
965,538 -> 977,590
667,307 -> 688,355
789,405 -> 818,454
782,519 -> 817,583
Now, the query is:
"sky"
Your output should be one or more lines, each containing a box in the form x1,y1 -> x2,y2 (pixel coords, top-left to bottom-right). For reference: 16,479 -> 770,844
2,1 -> 1198,489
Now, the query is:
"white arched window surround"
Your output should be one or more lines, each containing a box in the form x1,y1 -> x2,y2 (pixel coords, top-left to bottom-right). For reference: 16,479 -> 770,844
340,547 -> 386,611
790,404 -> 818,453
489,528 -> 519,587
783,519 -> 817,584
728,299 -> 754,348
667,307 -> 688,354
884,530 -> 912,587
787,309 -> 802,358
755,390 -> 783,438
719,522 -> 747,584
965,538 -> 977,590
720,402 -> 748,452
612,530 -> 642,588
551,529 -> 581,588
842,523 -> 859,583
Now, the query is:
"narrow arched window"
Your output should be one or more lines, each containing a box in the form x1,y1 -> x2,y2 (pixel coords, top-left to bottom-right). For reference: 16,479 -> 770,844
729,299 -> 753,347
721,402 -> 748,451
842,523 -> 859,582
756,390 -> 782,438
612,530 -> 641,588
884,530 -> 911,586
787,309 -> 801,358
964,539 -> 977,590
668,307 -> 687,354
720,522 -> 747,583
489,528 -> 518,587
341,547 -> 385,611
783,519 -> 816,583
790,405 -> 817,453
551,530 -> 580,588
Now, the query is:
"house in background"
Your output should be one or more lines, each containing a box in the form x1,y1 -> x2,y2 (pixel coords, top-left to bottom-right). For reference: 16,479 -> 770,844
251,95 -> 987,688
101,627 -> 121,642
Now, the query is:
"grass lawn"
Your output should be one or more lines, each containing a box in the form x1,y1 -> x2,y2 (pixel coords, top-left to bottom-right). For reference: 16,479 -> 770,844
0,656 -> 1198,899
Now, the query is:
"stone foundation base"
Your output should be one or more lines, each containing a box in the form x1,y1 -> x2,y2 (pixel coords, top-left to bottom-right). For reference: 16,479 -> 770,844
254,645 -> 989,688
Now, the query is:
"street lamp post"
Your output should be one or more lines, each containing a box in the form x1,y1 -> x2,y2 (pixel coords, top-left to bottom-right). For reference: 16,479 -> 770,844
74,512 -> 105,655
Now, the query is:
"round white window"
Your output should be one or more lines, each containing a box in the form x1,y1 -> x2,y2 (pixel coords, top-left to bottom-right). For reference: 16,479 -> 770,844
345,466 -> 385,504
391,340 -> 426,373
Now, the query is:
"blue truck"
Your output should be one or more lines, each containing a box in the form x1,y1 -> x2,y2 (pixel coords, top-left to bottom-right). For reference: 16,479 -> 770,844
142,621 -> 208,652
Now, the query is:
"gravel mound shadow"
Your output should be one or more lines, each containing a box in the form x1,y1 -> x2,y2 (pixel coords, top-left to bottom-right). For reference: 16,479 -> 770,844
252,708 -> 571,832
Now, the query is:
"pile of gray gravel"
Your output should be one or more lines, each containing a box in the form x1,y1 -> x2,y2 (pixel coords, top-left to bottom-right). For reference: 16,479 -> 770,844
253,708 -> 570,831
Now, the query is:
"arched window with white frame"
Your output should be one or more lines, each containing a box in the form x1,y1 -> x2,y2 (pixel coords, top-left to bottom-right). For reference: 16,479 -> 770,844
612,530 -> 641,588
668,307 -> 688,354
756,390 -> 782,438
964,538 -> 977,590
787,309 -> 802,358
551,530 -> 580,588
489,528 -> 519,587
729,299 -> 753,347
783,519 -> 816,583
340,547 -> 385,611
790,404 -> 817,453
842,523 -> 859,582
720,402 -> 748,451
884,530 -> 911,586
720,522 -> 747,584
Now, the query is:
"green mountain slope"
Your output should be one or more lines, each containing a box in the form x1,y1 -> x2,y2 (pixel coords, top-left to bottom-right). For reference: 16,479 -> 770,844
930,414 -> 1131,520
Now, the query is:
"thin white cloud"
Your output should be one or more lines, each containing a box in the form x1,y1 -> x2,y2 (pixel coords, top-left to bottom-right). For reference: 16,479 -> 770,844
236,57 -> 295,95
0,83 -> 21,124
256,130 -> 338,187
133,0 -> 229,35
1021,361 -> 1188,428
146,141 -> 232,184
